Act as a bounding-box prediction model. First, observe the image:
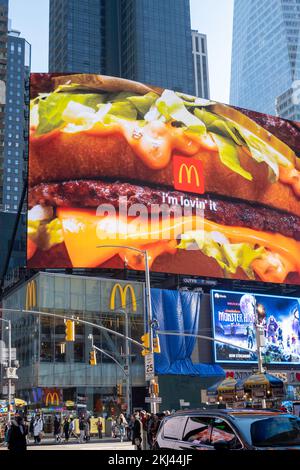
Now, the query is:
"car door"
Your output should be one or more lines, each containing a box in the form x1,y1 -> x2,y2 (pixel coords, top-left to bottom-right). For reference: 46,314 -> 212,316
210,417 -> 244,450
158,416 -> 188,449
175,416 -> 215,451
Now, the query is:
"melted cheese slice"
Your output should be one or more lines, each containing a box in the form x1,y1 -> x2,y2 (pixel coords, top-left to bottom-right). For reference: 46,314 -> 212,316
56,208 -> 300,281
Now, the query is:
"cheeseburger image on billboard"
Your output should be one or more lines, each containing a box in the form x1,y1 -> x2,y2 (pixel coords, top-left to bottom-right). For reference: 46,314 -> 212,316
28,73 -> 300,284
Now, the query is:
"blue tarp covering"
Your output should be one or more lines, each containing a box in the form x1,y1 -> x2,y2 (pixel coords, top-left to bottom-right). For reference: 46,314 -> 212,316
151,288 -> 225,378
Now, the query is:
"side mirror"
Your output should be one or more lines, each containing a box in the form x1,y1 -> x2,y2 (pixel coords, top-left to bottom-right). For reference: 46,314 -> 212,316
213,440 -> 230,450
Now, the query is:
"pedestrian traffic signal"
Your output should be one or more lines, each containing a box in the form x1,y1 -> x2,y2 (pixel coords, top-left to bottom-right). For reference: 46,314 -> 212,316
153,336 -> 161,354
141,332 -> 150,356
117,383 -> 122,396
150,379 -> 159,396
89,350 -> 97,366
65,319 -> 75,341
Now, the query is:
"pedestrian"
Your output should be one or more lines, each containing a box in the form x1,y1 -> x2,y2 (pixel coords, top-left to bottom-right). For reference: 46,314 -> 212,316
96,418 -> 103,439
69,417 -> 78,440
150,414 -> 160,447
7,413 -> 28,451
33,414 -> 43,444
29,416 -> 34,439
127,415 -> 134,441
132,413 -> 142,450
79,416 -> 86,443
118,413 -> 127,442
63,416 -> 70,442
53,415 -> 62,443
85,417 -> 91,442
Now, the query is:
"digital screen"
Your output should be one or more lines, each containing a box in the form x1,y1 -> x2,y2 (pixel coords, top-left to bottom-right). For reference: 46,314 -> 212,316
211,289 -> 300,364
28,73 -> 300,285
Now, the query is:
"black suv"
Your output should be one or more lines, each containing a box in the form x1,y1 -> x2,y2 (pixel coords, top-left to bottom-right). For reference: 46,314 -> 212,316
154,408 -> 300,450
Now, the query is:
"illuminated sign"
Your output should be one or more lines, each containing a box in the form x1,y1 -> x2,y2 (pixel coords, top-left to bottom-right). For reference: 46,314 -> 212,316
25,280 -> 36,310
110,283 -> 137,312
173,155 -> 204,194
211,289 -> 300,365
27,73 -> 300,285
45,391 -> 60,406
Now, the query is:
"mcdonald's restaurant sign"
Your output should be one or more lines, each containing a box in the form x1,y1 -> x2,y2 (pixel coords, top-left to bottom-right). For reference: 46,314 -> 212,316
173,154 -> 204,194
44,389 -> 61,407
110,283 -> 137,312
25,280 -> 37,310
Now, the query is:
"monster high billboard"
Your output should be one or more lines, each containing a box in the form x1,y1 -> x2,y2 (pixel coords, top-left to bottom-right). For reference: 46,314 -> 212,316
211,290 -> 300,364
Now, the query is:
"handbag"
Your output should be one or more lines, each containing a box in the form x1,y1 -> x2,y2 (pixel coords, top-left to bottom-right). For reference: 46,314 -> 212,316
134,437 -> 141,446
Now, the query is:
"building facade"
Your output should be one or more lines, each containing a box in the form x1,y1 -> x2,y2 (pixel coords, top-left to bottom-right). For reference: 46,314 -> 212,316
230,0 -> 300,115
0,0 -> 8,210
191,30 -> 210,99
2,29 -> 30,212
49,0 -> 195,94
275,83 -> 300,120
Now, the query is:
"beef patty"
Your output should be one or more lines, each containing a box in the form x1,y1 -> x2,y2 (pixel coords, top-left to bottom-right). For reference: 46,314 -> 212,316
29,179 -> 300,240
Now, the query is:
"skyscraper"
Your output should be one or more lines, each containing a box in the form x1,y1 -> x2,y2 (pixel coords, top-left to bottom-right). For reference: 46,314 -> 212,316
191,30 -> 210,99
0,0 -> 8,210
49,0 -> 195,94
230,0 -> 300,115
3,29 -> 30,212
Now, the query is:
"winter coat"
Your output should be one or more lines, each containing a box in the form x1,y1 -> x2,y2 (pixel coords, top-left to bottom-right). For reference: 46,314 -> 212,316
7,419 -> 27,451
33,418 -> 43,437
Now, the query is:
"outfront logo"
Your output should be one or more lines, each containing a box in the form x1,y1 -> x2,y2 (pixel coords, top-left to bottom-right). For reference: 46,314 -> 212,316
25,280 -> 37,310
110,283 -> 137,312
173,155 -> 204,194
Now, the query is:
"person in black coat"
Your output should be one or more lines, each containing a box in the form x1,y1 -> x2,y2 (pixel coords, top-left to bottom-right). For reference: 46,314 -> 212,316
63,417 -> 70,442
7,414 -> 28,451
132,413 -> 142,450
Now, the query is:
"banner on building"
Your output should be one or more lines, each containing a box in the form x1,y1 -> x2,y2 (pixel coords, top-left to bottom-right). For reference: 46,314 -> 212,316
212,289 -> 300,364
28,73 -> 300,285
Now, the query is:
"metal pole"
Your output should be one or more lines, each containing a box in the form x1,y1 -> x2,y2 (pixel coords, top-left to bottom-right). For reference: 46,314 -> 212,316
124,310 -> 131,416
253,296 -> 267,409
144,250 -> 157,415
8,320 -> 12,423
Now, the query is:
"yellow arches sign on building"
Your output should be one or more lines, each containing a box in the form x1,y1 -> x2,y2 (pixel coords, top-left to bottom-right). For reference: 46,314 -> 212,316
25,280 -> 37,310
110,283 -> 137,312
45,391 -> 60,406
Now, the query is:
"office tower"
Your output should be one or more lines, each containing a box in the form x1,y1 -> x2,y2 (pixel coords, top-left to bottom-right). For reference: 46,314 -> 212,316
49,0 -> 195,94
0,0 -> 8,209
3,29 -> 31,212
230,0 -> 300,115
275,84 -> 300,121
191,30 -> 210,99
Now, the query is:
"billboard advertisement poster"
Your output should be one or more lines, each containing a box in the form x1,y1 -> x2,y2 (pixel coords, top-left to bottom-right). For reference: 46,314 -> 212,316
28,73 -> 300,284
211,290 -> 300,364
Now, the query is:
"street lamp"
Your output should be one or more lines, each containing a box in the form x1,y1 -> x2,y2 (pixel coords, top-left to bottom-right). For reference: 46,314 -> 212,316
97,245 -> 156,412
0,318 -> 12,422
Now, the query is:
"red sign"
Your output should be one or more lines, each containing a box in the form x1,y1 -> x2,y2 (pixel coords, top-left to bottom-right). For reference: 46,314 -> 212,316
173,155 -> 204,194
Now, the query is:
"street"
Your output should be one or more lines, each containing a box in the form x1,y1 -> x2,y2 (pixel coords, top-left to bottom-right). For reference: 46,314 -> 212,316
1,437 -> 135,451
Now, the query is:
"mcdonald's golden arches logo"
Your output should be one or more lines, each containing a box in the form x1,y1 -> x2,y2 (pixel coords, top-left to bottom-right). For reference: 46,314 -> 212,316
173,155 -> 204,194
110,283 -> 137,312
45,391 -> 60,406
25,280 -> 37,310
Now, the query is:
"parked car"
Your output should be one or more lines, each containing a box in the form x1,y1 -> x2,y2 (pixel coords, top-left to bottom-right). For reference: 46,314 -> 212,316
153,408 -> 300,450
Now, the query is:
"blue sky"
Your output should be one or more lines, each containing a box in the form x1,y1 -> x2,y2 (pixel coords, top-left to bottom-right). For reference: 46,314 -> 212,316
9,0 -> 233,104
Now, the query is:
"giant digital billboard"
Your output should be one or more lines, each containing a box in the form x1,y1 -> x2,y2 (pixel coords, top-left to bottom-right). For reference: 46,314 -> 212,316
28,73 -> 300,284
211,289 -> 300,364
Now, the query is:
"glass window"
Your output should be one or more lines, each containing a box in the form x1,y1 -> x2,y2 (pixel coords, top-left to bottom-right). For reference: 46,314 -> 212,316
211,418 -> 242,448
183,417 -> 212,444
163,417 -> 187,440
250,416 -> 300,447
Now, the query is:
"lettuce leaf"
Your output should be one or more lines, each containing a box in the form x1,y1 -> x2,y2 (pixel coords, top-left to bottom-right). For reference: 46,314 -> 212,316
194,108 -> 244,145
211,133 -> 253,181
147,89 -> 206,135
178,230 -> 265,279
36,92 -> 106,135
126,92 -> 160,116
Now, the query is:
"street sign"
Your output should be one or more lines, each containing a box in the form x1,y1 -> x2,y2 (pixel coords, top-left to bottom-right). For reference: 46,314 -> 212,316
5,367 -> 18,379
145,396 -> 162,403
0,348 -> 16,363
145,353 -> 155,381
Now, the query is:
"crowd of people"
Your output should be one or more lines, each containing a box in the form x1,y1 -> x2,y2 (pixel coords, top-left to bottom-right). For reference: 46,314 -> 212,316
1,409 -> 172,451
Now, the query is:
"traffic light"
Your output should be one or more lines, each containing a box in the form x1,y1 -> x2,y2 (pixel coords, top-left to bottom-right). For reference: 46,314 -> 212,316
89,350 -> 97,366
141,332 -> 150,356
117,383 -> 122,396
150,379 -> 159,396
153,335 -> 161,354
65,319 -> 75,341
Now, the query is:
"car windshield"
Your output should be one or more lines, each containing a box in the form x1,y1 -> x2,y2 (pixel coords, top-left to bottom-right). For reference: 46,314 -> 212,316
250,415 -> 300,447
